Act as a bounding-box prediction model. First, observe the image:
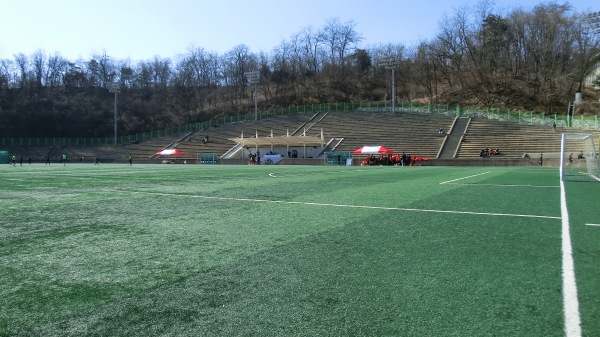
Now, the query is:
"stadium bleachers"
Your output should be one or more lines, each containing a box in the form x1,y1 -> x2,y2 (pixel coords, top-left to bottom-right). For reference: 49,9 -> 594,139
174,114 -> 314,162
3,111 -> 598,165
313,111 -> 454,159
455,118 -> 599,160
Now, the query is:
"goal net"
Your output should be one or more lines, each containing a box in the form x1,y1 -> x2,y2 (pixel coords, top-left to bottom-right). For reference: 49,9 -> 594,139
560,133 -> 600,182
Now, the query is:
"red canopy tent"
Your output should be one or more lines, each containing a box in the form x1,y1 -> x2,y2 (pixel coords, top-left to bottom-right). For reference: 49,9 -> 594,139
155,149 -> 185,156
352,146 -> 393,155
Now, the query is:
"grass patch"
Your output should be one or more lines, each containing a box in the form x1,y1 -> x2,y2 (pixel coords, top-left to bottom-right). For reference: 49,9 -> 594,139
0,164 -> 597,336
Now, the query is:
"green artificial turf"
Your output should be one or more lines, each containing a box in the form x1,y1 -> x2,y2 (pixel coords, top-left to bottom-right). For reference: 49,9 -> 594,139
0,164 -> 598,336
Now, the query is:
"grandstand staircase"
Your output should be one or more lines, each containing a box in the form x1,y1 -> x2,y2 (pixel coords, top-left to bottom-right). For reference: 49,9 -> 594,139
148,131 -> 196,159
291,111 -> 329,136
220,144 -> 244,159
438,117 -> 470,159
313,137 -> 344,158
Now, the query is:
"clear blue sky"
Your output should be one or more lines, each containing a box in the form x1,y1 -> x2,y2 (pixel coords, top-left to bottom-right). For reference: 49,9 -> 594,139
0,0 -> 596,62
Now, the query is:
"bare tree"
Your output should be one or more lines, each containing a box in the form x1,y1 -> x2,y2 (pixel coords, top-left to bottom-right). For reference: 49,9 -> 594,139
572,13 -> 600,93
222,44 -> 257,106
270,39 -> 297,102
319,18 -> 363,99
45,54 -> 68,93
412,41 -> 441,103
0,58 -> 15,89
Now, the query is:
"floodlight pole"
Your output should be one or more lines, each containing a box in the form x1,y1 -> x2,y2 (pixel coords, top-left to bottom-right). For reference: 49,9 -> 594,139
391,67 -> 396,112
380,55 -> 400,112
245,71 -> 259,120
586,12 -> 600,118
254,80 -> 258,120
108,83 -> 119,145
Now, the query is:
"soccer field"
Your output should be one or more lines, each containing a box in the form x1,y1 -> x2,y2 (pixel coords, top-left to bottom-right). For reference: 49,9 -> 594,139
1,164 -> 599,336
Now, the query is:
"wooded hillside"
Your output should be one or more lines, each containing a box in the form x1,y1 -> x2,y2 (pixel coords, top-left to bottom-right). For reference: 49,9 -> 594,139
1,3 -> 598,138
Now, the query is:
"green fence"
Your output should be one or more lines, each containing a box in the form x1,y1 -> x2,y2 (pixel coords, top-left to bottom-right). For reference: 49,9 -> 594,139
0,151 -> 8,164
325,152 -> 352,165
2,101 -> 598,147
198,153 -> 218,164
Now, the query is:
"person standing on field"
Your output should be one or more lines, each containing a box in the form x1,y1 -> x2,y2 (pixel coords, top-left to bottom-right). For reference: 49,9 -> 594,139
129,154 -> 132,166
62,153 -> 67,166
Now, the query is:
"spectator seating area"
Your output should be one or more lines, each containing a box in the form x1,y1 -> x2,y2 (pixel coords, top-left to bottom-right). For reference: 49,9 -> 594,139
4,135 -> 183,164
314,111 -> 454,159
455,118 -> 599,160
3,111 -> 598,165
174,114 -> 314,162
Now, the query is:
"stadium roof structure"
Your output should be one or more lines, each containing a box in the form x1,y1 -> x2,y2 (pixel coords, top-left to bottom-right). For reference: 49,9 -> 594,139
229,130 -> 324,148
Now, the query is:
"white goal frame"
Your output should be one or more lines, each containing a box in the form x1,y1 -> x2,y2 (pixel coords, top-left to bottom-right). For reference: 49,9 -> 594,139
560,133 -> 600,182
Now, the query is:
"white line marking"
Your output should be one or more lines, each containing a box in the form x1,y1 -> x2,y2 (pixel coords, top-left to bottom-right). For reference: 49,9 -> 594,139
268,168 -> 371,178
127,190 -> 561,220
560,179 -> 582,337
442,183 -> 558,188
585,223 -> 600,227
439,171 -> 491,184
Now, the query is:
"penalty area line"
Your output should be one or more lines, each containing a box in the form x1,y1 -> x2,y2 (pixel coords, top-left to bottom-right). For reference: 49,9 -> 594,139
268,168 -> 371,178
124,190 -> 561,220
442,182 -> 558,188
440,171 -> 491,184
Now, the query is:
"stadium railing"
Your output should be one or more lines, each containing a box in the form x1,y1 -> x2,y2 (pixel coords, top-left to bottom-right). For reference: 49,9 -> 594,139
2,102 -> 598,147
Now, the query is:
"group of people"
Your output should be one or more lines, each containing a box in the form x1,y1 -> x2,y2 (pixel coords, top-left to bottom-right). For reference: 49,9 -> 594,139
567,151 -> 585,164
248,152 -> 260,165
43,153 -> 75,165
479,148 -> 501,157
9,155 -> 31,166
361,153 -> 427,166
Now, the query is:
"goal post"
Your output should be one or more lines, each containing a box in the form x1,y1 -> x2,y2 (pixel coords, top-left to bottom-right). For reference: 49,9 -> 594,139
560,133 -> 600,182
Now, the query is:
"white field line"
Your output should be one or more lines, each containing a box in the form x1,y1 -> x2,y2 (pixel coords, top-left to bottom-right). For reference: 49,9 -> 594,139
585,223 -> 600,227
560,179 -> 582,337
442,183 -> 558,188
439,171 -> 491,184
267,168 -> 373,178
125,190 -> 561,220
